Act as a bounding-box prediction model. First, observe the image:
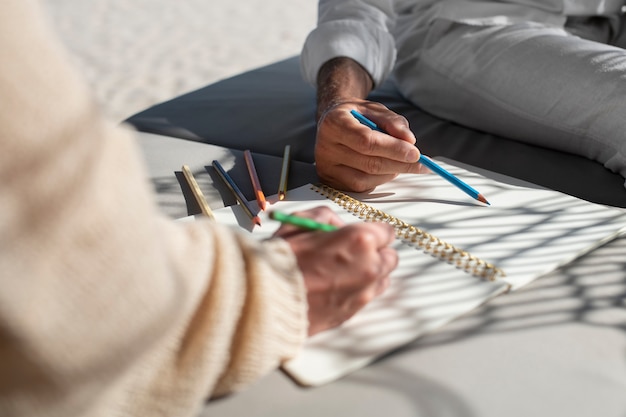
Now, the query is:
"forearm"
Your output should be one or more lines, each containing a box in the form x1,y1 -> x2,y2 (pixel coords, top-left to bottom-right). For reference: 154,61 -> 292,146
311,54 -> 420,193
316,57 -> 374,121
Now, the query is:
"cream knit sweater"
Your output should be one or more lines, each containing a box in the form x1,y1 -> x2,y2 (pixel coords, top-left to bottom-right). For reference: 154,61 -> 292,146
0,1 -> 307,416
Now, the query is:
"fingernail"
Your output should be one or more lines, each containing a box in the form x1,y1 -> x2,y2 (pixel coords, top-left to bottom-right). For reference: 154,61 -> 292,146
405,148 -> 419,162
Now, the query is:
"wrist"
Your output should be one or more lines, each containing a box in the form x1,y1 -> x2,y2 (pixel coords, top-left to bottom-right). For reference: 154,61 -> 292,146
316,57 -> 373,121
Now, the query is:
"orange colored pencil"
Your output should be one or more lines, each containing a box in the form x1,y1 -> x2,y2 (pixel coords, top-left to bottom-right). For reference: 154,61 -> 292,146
243,150 -> 268,211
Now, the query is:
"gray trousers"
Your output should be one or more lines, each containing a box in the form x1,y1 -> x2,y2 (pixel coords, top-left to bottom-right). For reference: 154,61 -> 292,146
397,13 -> 626,186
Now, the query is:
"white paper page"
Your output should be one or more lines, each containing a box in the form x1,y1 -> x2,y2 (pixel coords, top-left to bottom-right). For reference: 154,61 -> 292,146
348,160 -> 626,291
209,184 -> 511,386
203,160 -> 626,386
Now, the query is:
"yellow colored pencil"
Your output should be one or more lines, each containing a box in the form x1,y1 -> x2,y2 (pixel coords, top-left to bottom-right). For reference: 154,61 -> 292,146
182,165 -> 215,220
278,145 -> 291,201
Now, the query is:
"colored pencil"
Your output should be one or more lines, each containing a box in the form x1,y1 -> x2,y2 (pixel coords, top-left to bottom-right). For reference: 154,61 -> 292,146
278,145 -> 291,201
212,160 -> 261,226
243,150 -> 268,211
350,110 -> 490,204
181,165 -> 215,220
269,210 -> 339,232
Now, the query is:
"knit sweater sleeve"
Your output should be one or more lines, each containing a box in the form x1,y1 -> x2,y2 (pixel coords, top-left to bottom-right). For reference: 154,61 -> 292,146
0,1 -> 307,417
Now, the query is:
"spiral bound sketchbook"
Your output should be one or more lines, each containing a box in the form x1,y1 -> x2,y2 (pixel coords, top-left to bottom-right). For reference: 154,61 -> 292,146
207,158 -> 626,387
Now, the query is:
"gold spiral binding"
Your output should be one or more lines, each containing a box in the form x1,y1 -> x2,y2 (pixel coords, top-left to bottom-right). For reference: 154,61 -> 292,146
312,184 -> 506,281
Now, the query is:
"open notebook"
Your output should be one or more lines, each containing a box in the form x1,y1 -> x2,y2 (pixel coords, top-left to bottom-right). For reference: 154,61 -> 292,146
206,158 -> 626,387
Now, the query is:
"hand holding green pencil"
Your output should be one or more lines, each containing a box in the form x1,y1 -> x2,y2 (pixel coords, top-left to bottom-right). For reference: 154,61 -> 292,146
269,210 -> 339,232
270,206 -> 399,335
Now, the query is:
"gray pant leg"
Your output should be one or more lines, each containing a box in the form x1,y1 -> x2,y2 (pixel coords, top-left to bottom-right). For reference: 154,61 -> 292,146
396,18 -> 626,183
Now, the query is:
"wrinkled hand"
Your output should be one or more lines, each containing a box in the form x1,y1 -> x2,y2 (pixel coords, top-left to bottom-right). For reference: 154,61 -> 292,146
315,100 -> 428,192
274,206 -> 398,336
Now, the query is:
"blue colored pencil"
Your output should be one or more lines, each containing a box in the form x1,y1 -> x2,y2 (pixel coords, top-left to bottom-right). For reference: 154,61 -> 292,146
212,160 -> 262,225
350,110 -> 489,205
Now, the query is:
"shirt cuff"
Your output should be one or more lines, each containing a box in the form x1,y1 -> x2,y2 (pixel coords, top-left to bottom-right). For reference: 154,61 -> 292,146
300,19 -> 396,88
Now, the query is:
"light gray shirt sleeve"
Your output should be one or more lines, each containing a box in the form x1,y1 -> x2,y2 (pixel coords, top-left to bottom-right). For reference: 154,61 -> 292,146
300,0 -> 398,87
300,0 -> 625,88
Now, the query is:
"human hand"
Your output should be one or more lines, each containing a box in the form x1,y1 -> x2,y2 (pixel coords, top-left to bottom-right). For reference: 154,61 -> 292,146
273,206 -> 398,336
315,100 -> 428,192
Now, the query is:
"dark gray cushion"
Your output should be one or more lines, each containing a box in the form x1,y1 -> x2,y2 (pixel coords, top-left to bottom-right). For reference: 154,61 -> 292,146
127,56 -> 626,208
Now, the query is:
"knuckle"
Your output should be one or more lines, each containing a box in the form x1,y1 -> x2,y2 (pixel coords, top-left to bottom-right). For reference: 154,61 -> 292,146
365,156 -> 384,174
355,291 -> 374,309
347,230 -> 373,252
347,176 -> 374,193
370,102 -> 388,113
353,130 -> 379,155
391,114 -> 410,129
364,131 -> 380,154
402,162 -> 416,174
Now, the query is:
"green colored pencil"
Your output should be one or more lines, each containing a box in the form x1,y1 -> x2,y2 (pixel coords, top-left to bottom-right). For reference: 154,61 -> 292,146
269,210 -> 339,232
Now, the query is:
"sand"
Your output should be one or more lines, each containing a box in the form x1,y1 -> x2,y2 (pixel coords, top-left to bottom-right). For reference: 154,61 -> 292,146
42,0 -> 316,122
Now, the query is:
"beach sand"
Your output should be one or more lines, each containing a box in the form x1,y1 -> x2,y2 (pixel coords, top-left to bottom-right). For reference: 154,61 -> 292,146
42,0 -> 316,122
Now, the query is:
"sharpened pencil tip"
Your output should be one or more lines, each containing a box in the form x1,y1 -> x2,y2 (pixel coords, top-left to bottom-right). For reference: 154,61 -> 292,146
477,194 -> 490,205
256,196 -> 268,211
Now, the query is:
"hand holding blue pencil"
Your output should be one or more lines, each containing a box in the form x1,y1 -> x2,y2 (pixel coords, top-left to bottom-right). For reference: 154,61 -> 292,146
350,110 -> 490,205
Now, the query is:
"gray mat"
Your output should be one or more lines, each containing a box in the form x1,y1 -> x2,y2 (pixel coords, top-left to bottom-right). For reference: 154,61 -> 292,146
127,56 -> 626,208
